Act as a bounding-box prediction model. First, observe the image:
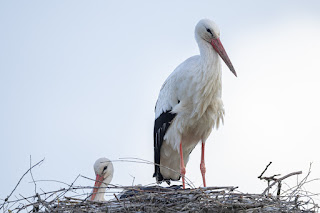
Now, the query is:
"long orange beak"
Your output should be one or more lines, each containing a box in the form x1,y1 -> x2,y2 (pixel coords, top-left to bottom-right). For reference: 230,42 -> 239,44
91,174 -> 104,201
211,38 -> 237,77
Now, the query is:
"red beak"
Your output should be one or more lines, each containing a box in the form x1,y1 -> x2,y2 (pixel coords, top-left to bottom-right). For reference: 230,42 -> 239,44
211,38 -> 237,77
91,174 -> 104,201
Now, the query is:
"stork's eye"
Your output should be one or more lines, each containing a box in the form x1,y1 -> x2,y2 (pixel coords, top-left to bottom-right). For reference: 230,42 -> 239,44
103,166 -> 108,171
206,28 -> 213,35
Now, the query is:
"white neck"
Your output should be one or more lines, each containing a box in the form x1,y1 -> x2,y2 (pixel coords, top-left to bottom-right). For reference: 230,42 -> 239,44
91,175 -> 113,201
196,36 -> 221,76
190,35 -> 223,120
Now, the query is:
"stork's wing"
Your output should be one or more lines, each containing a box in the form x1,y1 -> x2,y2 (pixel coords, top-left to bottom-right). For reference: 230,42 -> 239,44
153,55 -> 198,183
153,76 -> 179,183
153,109 -> 176,183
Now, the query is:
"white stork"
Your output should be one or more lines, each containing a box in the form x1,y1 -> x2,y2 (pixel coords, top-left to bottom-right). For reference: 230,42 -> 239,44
90,157 -> 114,201
153,19 -> 237,189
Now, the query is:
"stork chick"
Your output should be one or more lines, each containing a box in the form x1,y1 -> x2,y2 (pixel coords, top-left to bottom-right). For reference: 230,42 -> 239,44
90,157 -> 114,201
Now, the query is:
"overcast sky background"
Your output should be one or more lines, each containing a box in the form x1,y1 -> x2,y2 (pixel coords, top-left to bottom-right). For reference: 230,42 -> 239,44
1,0 -> 320,205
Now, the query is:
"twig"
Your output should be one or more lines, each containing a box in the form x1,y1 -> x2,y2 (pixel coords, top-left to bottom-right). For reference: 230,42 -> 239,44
277,181 -> 282,199
289,163 -> 312,197
129,174 -> 135,186
116,157 -> 196,189
258,161 -> 272,179
0,158 -> 44,210
114,193 -> 128,212
113,193 -> 120,202
29,179 -> 71,187
262,171 -> 302,195
29,155 -> 37,195
57,174 -> 80,199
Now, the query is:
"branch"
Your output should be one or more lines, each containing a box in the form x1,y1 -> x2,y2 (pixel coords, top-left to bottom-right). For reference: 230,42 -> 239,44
262,171 -> 302,195
258,162 -> 272,179
0,158 -> 44,210
29,155 -> 37,194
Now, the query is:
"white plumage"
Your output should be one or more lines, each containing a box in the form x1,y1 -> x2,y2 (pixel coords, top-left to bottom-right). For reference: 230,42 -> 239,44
153,19 -> 236,188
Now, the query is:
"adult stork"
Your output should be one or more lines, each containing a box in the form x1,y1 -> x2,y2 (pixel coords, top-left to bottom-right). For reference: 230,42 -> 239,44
90,157 -> 114,201
153,19 -> 237,189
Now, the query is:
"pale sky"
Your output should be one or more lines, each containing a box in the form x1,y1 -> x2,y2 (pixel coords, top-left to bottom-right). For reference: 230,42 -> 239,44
1,0 -> 320,205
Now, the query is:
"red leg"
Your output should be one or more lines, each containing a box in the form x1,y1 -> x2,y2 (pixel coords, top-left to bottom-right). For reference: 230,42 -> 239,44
179,142 -> 186,189
200,142 -> 207,187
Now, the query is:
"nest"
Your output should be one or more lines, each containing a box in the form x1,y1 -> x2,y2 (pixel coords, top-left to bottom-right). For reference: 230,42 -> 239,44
1,185 -> 318,213
1,160 -> 319,213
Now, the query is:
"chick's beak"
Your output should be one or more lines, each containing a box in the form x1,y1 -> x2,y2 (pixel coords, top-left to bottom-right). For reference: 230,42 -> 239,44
91,174 -> 104,201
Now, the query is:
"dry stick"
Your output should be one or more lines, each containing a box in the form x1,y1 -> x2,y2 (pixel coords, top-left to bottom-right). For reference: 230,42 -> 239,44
29,155 -> 37,195
7,199 -> 20,212
289,163 -> 312,197
65,196 -> 85,202
114,193 -> 129,212
113,193 -> 120,202
80,174 -> 151,192
129,174 -> 135,186
0,158 -> 45,210
31,193 -> 44,213
30,179 -> 71,187
276,181 -> 282,199
3,188 -> 71,205
36,185 -> 68,212
117,157 -> 196,189
58,174 -> 81,199
258,161 -> 272,179
17,194 -> 32,212
258,162 -> 282,195
262,171 -> 302,195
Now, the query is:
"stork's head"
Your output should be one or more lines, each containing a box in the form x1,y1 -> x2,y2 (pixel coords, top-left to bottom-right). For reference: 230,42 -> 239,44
195,19 -> 237,77
91,157 -> 114,201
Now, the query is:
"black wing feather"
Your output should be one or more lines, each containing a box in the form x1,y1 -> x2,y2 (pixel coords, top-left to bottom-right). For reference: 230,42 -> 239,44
153,110 -> 177,183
